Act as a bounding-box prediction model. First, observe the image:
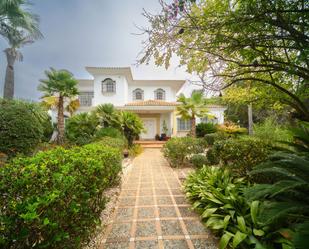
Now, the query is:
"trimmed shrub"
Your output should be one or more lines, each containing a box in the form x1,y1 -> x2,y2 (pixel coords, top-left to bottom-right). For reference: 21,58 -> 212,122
97,136 -> 127,150
94,127 -> 124,140
204,132 -> 228,146
163,137 -> 206,167
0,99 -> 44,157
65,112 -> 99,145
207,136 -> 271,176
0,143 -> 122,249
190,154 -> 208,168
196,123 -> 217,137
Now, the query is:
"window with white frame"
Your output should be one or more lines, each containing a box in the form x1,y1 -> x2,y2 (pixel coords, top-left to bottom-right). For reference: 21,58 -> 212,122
154,88 -> 165,100
133,88 -> 144,101
102,78 -> 116,93
177,118 -> 191,131
79,92 -> 94,106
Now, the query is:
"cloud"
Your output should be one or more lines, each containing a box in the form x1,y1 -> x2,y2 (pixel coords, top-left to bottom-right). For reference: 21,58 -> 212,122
0,0 -> 196,100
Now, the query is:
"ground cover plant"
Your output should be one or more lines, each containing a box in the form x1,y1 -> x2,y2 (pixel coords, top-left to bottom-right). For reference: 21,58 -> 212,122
0,142 -> 122,249
184,166 -> 268,249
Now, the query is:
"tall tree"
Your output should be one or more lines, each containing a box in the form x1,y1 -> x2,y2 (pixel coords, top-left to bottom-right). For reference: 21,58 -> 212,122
1,0 -> 42,99
139,0 -> 309,121
177,91 -> 209,137
38,68 -> 79,144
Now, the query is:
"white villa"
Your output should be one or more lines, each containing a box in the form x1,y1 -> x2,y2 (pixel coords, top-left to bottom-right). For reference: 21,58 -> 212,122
77,67 -> 226,140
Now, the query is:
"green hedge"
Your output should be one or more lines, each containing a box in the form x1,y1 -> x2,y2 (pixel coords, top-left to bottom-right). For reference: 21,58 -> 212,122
0,99 -> 45,157
207,136 -> 271,176
162,137 -> 206,167
97,136 -> 127,150
0,143 -> 122,249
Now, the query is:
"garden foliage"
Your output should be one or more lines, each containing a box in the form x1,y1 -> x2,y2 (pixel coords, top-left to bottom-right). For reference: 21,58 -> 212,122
245,123 -> 309,248
163,137 -> 206,167
207,136 -> 271,177
94,127 -> 124,140
65,112 -> 99,145
0,99 -> 47,157
196,122 -> 217,137
184,166 -> 266,249
97,136 -> 127,150
190,154 -> 208,168
253,118 -> 292,147
0,142 -> 122,249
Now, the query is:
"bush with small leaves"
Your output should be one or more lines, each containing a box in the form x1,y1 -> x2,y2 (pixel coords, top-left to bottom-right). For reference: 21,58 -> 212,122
163,137 -> 206,167
196,123 -> 217,137
190,154 -> 208,168
0,99 -> 44,157
207,136 -> 271,176
0,142 -> 122,249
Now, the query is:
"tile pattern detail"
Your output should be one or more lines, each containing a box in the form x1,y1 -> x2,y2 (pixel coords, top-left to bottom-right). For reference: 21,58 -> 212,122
101,149 -> 217,249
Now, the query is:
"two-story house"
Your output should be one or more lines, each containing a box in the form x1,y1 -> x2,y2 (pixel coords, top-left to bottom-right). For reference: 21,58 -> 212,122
77,67 -> 226,139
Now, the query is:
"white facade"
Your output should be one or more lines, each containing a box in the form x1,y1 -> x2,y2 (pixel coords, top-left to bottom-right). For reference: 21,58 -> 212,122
76,67 -> 226,139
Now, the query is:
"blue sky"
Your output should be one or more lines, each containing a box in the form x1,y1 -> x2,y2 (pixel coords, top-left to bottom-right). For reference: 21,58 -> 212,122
0,0 -> 192,100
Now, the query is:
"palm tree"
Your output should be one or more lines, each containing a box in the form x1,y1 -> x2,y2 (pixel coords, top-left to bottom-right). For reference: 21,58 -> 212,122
38,68 -> 79,144
42,96 -> 80,117
2,30 -> 34,98
177,91 -> 209,137
1,0 -> 42,99
118,111 -> 144,147
0,0 -> 41,37
95,103 -> 119,128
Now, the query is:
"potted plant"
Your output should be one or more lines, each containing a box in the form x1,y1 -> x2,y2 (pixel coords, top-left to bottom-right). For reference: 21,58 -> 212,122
161,120 -> 168,141
155,134 -> 161,141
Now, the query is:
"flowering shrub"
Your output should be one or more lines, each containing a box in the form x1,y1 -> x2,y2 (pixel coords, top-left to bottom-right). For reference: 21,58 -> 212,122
0,143 -> 122,249
218,121 -> 247,136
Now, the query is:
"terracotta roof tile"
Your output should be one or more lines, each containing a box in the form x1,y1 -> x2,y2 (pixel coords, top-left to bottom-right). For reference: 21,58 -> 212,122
125,100 -> 179,106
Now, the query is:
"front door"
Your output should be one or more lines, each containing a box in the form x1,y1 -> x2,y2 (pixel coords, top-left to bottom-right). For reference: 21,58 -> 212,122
141,118 -> 156,140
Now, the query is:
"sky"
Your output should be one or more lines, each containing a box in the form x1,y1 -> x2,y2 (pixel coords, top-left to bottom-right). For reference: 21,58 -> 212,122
0,0 -> 196,101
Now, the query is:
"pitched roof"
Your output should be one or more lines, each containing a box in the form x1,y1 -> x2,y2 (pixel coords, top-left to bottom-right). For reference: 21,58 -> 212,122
125,100 -> 179,106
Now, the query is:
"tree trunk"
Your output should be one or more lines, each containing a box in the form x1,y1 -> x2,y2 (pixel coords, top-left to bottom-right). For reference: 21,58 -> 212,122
190,116 -> 196,137
248,103 -> 254,135
3,49 -> 17,99
57,96 -> 65,144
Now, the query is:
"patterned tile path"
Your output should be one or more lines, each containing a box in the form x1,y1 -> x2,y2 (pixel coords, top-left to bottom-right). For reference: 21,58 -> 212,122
101,149 -> 217,249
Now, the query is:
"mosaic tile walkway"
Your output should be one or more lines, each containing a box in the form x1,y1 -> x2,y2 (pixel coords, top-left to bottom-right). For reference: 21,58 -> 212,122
101,149 -> 217,249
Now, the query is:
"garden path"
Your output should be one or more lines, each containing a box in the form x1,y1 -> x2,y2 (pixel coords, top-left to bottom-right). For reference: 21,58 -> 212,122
101,149 -> 217,249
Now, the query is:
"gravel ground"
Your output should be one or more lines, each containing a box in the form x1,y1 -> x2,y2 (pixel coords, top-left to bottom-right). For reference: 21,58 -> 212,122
84,158 -> 133,249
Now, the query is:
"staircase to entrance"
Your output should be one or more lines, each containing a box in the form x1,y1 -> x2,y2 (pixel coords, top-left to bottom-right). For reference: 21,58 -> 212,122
134,140 -> 166,148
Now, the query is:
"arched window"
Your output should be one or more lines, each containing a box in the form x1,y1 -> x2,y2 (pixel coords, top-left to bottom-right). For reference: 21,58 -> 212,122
154,88 -> 165,100
133,88 -> 144,101
102,78 -> 116,93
